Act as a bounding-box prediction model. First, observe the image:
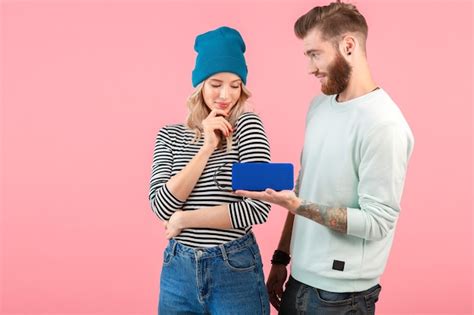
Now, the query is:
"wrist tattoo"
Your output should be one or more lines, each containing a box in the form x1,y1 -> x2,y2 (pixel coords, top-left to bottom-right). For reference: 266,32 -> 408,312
295,200 -> 347,233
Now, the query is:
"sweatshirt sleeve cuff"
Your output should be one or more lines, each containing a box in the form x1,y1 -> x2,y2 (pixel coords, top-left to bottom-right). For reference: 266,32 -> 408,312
161,184 -> 186,208
347,207 -> 366,239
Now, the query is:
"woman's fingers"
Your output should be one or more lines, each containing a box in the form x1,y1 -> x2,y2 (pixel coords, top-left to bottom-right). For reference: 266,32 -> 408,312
217,125 -> 230,137
206,122 -> 232,137
213,119 -> 233,134
220,118 -> 233,132
208,108 -> 228,118
205,111 -> 232,133
202,111 -> 233,148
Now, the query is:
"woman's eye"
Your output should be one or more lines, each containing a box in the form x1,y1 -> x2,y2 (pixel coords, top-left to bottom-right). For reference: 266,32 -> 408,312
210,84 -> 221,88
231,85 -> 240,89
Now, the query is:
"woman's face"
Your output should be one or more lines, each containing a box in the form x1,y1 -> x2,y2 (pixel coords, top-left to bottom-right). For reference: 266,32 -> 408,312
202,72 -> 242,115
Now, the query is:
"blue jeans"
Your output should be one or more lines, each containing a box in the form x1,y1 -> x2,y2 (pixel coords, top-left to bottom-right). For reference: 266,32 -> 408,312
158,232 -> 270,315
279,276 -> 381,315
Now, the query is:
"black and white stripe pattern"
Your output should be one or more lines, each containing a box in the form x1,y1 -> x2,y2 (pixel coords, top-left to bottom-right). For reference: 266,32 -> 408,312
149,112 -> 271,248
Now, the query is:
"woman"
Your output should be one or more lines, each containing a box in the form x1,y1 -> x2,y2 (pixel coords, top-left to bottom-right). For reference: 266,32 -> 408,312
149,26 -> 271,314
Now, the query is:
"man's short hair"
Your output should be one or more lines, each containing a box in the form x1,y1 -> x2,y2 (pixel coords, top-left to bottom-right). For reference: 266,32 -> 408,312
294,1 -> 368,49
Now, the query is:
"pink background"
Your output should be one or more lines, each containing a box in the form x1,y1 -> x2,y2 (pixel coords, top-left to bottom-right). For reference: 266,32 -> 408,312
1,0 -> 472,314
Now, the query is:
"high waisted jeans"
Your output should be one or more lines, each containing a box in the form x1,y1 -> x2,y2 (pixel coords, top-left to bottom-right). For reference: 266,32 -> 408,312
158,232 -> 270,315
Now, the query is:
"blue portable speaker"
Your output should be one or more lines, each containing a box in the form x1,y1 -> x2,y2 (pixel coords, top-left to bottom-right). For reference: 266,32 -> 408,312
232,163 -> 294,191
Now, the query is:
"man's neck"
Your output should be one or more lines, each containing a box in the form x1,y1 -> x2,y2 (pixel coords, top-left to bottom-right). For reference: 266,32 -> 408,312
336,63 -> 377,102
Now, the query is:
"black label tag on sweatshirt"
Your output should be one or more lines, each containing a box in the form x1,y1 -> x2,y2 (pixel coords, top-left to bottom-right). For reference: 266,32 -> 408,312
332,260 -> 345,271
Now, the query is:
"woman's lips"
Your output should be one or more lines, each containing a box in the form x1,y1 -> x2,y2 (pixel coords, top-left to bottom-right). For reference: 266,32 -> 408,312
216,103 -> 230,109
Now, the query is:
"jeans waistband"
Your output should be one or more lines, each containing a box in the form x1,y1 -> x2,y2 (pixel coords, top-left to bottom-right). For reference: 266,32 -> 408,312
290,275 -> 381,296
167,232 -> 257,259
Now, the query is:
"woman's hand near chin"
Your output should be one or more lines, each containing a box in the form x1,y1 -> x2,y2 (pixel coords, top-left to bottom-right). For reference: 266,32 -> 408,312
201,109 -> 233,150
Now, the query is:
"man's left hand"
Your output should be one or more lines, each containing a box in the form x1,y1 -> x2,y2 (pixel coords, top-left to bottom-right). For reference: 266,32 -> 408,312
234,189 -> 301,213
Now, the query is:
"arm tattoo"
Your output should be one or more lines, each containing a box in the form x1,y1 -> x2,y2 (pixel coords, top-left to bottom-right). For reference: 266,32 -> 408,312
295,200 -> 347,234
294,177 -> 301,197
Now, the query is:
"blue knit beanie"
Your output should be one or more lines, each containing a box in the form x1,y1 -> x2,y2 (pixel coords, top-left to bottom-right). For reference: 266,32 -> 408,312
192,26 -> 248,87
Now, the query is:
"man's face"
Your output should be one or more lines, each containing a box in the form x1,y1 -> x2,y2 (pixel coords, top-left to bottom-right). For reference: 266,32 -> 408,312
303,28 -> 352,95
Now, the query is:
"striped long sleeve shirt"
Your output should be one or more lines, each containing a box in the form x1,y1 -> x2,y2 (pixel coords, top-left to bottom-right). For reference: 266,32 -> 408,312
149,112 -> 271,248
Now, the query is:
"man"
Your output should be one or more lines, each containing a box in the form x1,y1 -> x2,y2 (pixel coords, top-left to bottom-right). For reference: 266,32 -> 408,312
236,1 -> 414,314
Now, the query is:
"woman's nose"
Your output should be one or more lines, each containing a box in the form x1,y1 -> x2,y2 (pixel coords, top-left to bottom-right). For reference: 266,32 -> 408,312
219,86 -> 228,99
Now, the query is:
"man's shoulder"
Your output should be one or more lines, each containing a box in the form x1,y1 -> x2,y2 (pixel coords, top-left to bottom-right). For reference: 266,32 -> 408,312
357,90 -> 407,126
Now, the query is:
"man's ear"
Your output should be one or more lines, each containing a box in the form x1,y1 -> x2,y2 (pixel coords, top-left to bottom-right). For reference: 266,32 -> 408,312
340,34 -> 357,56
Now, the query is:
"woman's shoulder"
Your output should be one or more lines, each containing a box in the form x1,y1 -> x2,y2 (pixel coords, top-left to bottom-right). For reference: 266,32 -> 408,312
236,111 -> 264,125
160,123 -> 186,132
234,111 -> 267,137
157,123 -> 187,139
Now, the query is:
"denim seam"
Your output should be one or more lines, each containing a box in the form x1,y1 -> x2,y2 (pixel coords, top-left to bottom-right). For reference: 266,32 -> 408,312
295,283 -> 309,312
363,285 -> 381,313
254,267 -> 267,315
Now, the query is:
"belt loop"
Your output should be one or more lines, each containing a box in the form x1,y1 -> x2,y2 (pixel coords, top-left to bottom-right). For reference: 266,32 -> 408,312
171,240 -> 178,256
219,244 -> 228,261
247,232 -> 257,257
249,231 -> 255,242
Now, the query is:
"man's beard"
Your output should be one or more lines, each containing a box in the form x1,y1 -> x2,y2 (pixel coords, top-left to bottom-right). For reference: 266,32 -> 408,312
320,52 -> 352,96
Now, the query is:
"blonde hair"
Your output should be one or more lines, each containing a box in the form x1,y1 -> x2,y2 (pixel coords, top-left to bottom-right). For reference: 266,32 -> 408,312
186,81 -> 252,151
